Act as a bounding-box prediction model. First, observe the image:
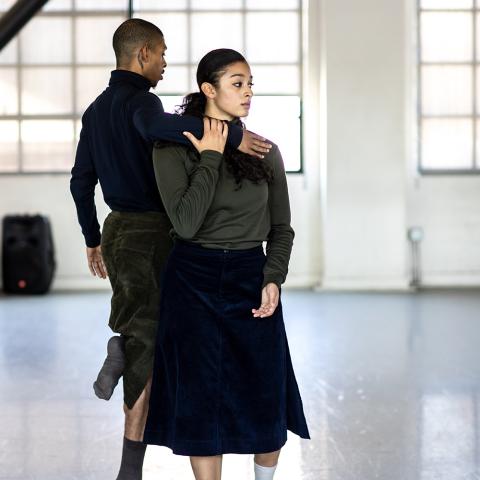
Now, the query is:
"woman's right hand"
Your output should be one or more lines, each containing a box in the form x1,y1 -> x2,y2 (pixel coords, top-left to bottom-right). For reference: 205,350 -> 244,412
183,117 -> 228,154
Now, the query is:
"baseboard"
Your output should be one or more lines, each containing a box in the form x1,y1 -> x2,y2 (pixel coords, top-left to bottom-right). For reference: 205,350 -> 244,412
420,272 -> 480,288
283,273 -> 321,289
320,275 -> 410,291
51,275 -> 111,291
50,273 -> 321,292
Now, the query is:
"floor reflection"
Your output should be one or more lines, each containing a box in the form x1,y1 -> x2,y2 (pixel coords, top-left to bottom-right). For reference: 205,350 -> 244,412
1,290 -> 480,479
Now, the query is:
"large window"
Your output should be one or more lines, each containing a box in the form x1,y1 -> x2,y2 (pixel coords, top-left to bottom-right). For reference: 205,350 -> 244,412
418,0 -> 480,172
0,0 -> 302,173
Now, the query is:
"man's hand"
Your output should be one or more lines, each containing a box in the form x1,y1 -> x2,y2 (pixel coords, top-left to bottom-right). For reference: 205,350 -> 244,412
86,245 -> 108,279
183,117 -> 228,154
252,282 -> 279,318
238,130 -> 272,159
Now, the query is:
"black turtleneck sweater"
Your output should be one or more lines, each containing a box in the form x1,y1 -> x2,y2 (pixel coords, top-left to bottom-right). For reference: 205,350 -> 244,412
70,70 -> 243,247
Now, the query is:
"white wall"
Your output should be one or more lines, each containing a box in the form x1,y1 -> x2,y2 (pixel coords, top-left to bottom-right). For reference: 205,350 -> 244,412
404,0 -> 480,287
2,0 -> 480,291
0,3 -> 324,292
320,0 -> 480,289
321,0 -> 409,289
0,176 -> 111,290
0,173 -> 322,291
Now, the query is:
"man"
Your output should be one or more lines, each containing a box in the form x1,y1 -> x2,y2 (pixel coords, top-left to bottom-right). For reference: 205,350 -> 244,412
70,18 -> 271,480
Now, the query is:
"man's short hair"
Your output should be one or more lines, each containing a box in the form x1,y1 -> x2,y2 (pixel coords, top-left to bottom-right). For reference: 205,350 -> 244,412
112,18 -> 164,66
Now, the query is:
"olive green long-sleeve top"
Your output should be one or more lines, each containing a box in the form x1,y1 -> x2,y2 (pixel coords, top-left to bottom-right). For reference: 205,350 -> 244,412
152,143 -> 294,288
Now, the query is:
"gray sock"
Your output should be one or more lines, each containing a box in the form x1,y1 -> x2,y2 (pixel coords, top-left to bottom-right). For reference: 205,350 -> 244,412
93,335 -> 125,400
116,437 -> 147,480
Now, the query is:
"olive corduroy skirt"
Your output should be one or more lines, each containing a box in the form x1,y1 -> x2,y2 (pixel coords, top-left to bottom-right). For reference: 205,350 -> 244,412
101,211 -> 173,409
143,239 -> 310,456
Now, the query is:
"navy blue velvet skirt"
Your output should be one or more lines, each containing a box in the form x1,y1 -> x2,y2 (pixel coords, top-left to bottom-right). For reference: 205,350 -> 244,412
143,240 -> 310,456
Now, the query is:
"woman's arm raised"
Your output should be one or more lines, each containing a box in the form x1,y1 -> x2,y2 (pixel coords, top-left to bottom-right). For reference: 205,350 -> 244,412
153,118 -> 227,239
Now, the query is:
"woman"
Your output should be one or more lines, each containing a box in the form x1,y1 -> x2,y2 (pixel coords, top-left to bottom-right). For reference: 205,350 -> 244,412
143,49 -> 310,480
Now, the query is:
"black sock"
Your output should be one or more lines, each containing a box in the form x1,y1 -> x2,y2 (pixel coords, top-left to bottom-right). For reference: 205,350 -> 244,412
116,437 -> 147,480
93,335 -> 125,400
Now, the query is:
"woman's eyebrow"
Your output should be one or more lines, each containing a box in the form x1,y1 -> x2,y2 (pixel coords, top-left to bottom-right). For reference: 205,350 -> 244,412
229,73 -> 253,79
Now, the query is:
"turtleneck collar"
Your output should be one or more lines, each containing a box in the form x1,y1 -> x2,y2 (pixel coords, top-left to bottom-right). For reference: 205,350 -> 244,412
109,69 -> 152,91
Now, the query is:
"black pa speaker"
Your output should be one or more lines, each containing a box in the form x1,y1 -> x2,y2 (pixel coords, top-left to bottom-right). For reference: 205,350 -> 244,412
2,215 -> 56,294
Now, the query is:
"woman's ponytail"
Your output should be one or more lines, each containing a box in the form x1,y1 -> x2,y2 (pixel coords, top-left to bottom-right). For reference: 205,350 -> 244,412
176,92 -> 206,118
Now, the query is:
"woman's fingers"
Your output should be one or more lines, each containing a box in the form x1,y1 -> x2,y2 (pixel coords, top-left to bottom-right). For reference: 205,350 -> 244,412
186,117 -> 227,153
203,116 -> 211,132
252,305 -> 276,318
252,283 -> 279,318
252,301 -> 277,318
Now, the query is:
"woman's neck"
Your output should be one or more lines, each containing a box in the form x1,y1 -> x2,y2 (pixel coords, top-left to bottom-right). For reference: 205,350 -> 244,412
204,103 -> 234,121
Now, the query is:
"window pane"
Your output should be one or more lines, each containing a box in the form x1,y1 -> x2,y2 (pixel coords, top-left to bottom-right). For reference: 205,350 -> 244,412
476,120 -> 480,165
76,119 -> 82,143
245,96 -> 301,171
154,66 -> 190,95
246,0 -> 299,8
159,95 -> 184,114
42,0 -> 72,11
475,67 -> 480,113
421,0 -> 472,8
76,17 -> 124,64
0,37 -> 17,65
133,13 -> 188,63
76,67 -> 110,114
421,119 -> 472,169
76,0 -> 126,10
250,65 -> 300,94
21,17 -> 72,64
191,0 -> 242,9
133,0 -> 187,9
421,66 -> 472,115
246,13 -> 299,63
21,120 -> 75,172
0,121 -> 19,172
0,0 -> 15,11
421,12 -> 472,62
476,13 -> 480,61
21,68 -> 72,114
0,68 -> 18,115
191,13 -> 243,63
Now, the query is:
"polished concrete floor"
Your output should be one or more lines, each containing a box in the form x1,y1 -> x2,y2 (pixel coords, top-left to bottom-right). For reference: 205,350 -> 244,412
1,290 -> 480,480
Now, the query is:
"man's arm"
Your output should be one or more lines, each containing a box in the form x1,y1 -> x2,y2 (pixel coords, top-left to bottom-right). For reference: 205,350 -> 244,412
132,93 -> 271,158
70,113 -> 107,278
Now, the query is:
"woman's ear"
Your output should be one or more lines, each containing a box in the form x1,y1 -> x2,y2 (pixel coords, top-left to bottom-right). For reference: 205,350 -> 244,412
200,82 -> 216,99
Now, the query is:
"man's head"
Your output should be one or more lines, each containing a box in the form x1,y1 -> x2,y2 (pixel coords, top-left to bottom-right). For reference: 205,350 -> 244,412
112,18 -> 167,87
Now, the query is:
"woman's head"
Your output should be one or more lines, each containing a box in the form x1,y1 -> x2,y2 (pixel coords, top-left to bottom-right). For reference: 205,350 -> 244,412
173,49 -> 272,187
197,49 -> 253,120
178,49 -> 253,120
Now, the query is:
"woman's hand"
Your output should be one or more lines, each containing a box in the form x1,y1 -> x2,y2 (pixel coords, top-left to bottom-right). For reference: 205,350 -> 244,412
183,117 -> 228,154
252,282 -> 279,318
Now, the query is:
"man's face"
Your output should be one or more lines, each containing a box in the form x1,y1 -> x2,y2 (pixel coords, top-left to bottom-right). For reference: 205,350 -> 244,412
144,38 -> 167,87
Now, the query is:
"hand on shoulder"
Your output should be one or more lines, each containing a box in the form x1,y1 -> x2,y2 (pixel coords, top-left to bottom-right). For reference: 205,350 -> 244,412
183,117 -> 228,154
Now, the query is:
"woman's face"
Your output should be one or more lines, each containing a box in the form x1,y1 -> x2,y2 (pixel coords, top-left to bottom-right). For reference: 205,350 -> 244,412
207,61 -> 253,120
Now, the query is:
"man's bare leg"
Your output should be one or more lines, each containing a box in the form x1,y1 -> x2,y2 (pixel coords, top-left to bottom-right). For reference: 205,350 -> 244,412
189,455 -> 223,480
124,377 -> 152,440
116,378 -> 152,480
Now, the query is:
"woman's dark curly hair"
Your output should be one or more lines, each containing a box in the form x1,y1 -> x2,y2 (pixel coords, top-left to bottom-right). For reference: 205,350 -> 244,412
156,48 -> 273,188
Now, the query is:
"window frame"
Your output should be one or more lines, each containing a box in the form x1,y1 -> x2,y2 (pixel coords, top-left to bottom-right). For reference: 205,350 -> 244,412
417,0 -> 480,174
0,0 -> 304,174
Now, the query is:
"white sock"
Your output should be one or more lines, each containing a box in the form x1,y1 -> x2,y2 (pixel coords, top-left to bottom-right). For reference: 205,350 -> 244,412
254,462 -> 277,480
